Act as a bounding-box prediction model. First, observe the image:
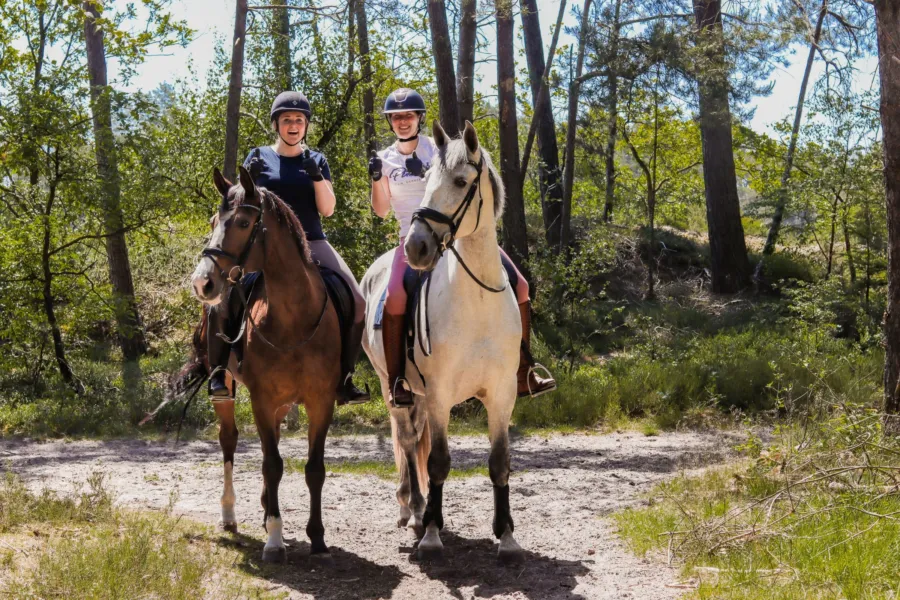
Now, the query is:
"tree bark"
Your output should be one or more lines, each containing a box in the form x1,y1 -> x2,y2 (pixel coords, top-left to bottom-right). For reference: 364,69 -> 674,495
602,0 -> 622,223
273,1 -> 292,91
842,211 -> 856,283
356,0 -> 377,158
876,0 -> 900,424
84,2 -> 147,361
559,0 -> 593,252
456,0 -> 476,128
693,0 -> 751,293
428,0 -> 460,133
758,0 -> 827,267
521,0 -> 564,248
497,0 -> 528,272
223,0 -> 249,183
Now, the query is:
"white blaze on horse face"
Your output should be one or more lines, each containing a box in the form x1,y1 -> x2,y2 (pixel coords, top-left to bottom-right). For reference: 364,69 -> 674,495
221,461 -> 237,527
190,212 -> 231,306
264,516 -> 285,552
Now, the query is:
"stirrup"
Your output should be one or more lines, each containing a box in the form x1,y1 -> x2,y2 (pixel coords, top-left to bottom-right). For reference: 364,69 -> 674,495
525,363 -> 557,399
337,375 -> 372,406
390,377 -> 414,408
208,366 -> 235,402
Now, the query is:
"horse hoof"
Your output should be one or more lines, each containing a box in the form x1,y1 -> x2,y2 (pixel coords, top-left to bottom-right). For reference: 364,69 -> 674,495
262,546 -> 287,563
310,551 -> 334,566
498,529 -> 524,564
417,524 -> 443,561
397,516 -> 409,528
219,521 -> 238,534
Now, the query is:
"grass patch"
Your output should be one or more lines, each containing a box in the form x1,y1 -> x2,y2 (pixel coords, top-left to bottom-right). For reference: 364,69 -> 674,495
0,471 -> 281,599
614,405 -> 900,599
283,457 -> 489,480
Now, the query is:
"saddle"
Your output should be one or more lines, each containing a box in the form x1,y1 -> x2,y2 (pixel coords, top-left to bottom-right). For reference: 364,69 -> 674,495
219,266 -> 354,373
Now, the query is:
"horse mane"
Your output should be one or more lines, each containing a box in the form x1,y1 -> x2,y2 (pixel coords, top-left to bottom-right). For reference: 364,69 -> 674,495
228,185 -> 313,264
438,139 -> 506,219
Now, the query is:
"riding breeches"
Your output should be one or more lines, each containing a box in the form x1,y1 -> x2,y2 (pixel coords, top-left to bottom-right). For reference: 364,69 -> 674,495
308,239 -> 365,324
384,238 -> 529,316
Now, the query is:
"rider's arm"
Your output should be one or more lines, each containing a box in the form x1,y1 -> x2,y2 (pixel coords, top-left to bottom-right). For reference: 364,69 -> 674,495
371,177 -> 391,218
314,179 -> 336,217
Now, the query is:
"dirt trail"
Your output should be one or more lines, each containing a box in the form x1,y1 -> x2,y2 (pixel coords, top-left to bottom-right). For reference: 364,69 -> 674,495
0,429 -> 740,599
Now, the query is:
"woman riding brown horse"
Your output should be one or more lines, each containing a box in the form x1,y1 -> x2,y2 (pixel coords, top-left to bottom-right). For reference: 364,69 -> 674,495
190,165 -> 340,562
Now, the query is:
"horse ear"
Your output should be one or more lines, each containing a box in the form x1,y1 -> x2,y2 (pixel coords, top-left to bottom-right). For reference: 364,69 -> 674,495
432,120 -> 448,148
213,167 -> 231,198
238,165 -> 257,199
463,121 -> 479,155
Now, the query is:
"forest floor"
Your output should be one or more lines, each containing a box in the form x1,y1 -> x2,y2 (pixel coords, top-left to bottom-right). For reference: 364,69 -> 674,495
0,429 -> 745,599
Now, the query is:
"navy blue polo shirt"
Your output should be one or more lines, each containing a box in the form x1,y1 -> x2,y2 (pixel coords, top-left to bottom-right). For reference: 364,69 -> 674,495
243,146 -> 331,241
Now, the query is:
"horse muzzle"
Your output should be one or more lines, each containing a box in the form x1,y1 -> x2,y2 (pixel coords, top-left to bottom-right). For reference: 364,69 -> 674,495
405,227 -> 441,271
191,260 -> 226,305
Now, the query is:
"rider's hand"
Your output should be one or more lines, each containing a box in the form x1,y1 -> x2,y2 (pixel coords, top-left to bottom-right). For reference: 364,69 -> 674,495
302,149 -> 324,182
368,155 -> 383,182
248,147 -> 263,180
405,151 -> 424,178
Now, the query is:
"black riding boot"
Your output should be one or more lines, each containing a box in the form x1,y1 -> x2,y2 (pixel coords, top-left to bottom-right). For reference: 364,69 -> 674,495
207,307 -> 233,400
337,320 -> 371,405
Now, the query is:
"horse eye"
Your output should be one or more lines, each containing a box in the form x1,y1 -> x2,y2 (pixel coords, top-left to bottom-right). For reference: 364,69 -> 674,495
238,219 -> 251,229
454,176 -> 467,188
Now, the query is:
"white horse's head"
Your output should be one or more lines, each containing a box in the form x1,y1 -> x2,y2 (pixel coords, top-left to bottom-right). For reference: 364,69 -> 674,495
405,120 -> 505,270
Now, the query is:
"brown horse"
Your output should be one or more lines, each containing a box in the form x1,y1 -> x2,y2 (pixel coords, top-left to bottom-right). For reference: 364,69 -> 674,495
189,165 -> 341,563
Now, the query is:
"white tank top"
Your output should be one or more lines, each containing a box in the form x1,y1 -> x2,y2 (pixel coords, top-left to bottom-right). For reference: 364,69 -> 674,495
378,136 -> 437,237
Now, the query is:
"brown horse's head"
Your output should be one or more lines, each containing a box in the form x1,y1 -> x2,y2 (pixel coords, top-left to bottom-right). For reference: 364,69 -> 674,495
404,120 -> 505,271
191,166 -> 266,305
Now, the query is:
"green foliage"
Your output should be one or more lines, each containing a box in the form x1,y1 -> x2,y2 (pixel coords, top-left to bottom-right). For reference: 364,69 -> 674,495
614,404 -> 900,599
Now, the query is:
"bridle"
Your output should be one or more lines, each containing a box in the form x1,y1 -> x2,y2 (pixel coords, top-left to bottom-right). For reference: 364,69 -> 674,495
409,154 -> 507,294
200,192 -> 328,351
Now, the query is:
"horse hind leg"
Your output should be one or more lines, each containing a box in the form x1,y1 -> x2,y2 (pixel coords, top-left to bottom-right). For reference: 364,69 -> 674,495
214,400 -> 239,533
486,391 -> 523,563
390,399 -> 430,537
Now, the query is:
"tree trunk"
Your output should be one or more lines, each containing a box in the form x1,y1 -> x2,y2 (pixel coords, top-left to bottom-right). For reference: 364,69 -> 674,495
758,0 -> 827,267
456,0 -> 476,128
428,0 -> 460,133
560,0 -> 593,252
826,199 -> 838,277
223,0 -> 249,183
843,211 -> 856,283
356,0 -> 377,158
602,0 -> 622,223
521,0 -> 564,248
84,2 -> 147,361
646,188 -> 656,301
273,1 -> 292,91
876,0 -> 900,424
693,0 -> 751,292
41,188 -> 82,393
497,0 -> 528,272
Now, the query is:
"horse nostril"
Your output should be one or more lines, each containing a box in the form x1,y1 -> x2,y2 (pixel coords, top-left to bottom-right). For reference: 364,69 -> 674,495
202,278 -> 214,297
419,241 -> 428,260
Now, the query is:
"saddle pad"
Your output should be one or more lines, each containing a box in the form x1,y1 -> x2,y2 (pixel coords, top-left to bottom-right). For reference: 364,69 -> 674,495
319,265 -> 355,343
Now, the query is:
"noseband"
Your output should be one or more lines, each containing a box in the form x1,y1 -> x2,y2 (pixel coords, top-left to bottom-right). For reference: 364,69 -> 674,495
409,155 -> 507,294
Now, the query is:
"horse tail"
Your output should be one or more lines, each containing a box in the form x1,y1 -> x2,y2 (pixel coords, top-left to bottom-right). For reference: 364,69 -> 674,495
415,412 -> 431,495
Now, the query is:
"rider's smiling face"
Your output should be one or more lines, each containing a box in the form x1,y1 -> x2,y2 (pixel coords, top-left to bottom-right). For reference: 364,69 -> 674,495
390,111 -> 419,138
276,111 -> 307,143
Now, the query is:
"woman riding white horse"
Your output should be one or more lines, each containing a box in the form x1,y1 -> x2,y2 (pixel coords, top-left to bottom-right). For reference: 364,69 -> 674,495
361,120 -> 525,561
368,87 -> 555,407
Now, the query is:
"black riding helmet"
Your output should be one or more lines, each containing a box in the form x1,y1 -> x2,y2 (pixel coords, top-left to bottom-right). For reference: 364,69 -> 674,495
270,91 -> 311,147
383,88 -> 426,141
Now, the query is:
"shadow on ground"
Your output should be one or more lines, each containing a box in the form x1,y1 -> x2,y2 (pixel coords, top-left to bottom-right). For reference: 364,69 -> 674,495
410,529 -> 591,600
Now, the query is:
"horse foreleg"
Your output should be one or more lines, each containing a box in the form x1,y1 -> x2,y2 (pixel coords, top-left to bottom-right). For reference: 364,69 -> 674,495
486,390 -> 523,563
214,400 -> 239,533
418,404 -> 451,561
305,397 -> 334,558
253,406 -> 286,563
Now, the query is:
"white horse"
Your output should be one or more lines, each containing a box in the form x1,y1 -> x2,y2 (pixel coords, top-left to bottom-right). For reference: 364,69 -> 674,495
361,121 -> 524,562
